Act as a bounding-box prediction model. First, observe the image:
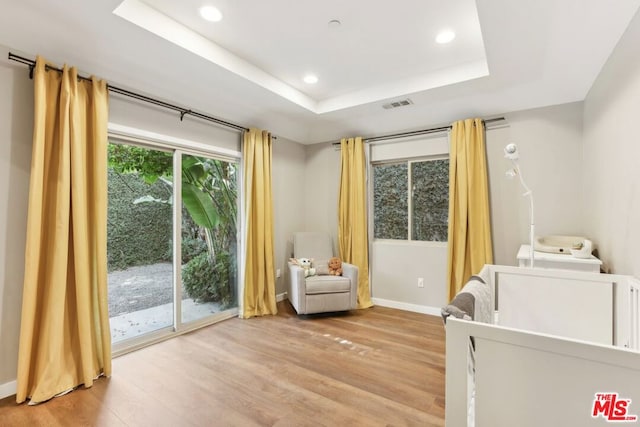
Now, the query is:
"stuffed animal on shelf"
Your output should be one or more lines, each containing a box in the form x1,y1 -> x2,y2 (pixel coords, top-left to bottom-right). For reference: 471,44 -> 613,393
290,257 -> 316,277
328,257 -> 343,276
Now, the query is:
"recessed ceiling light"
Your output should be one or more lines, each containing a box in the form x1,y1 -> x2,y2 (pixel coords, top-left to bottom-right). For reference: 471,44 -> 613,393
199,5 -> 223,22
436,30 -> 455,44
328,19 -> 341,28
303,74 -> 318,84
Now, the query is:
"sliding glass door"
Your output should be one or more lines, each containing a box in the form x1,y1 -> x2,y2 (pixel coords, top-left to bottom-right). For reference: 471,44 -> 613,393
180,153 -> 238,324
107,144 -> 174,343
107,140 -> 239,348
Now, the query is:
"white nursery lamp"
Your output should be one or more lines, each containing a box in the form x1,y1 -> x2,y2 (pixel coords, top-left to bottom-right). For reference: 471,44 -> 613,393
504,143 -> 535,267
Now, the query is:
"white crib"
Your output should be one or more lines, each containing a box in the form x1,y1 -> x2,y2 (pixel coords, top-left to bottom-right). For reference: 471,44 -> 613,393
444,265 -> 640,427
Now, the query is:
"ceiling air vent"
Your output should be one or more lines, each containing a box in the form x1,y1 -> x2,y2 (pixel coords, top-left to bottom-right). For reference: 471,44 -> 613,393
382,98 -> 414,110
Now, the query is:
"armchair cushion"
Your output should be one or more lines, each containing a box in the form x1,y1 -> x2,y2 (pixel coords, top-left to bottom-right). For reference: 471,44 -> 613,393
305,275 -> 352,294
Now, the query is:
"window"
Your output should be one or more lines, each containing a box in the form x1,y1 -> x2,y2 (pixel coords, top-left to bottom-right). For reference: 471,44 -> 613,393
373,158 -> 449,242
410,159 -> 449,241
373,163 -> 408,240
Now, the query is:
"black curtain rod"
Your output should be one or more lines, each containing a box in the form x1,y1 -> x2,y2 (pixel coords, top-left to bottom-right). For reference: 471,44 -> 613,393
8,52 -> 250,133
332,117 -> 506,146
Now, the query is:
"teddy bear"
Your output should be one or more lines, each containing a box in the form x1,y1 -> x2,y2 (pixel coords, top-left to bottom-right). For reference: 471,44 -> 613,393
328,257 -> 343,276
290,257 -> 316,277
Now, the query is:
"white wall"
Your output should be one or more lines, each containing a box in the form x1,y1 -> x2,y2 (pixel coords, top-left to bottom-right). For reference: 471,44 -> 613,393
583,8 -> 640,276
0,58 -> 33,392
109,96 -> 241,153
303,142 -> 342,253
272,138 -> 307,295
488,102 -> 585,267
371,241 -> 448,313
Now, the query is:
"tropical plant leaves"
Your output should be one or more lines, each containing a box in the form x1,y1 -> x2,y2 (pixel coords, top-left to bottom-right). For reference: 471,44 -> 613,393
182,182 -> 219,229
182,157 -> 206,184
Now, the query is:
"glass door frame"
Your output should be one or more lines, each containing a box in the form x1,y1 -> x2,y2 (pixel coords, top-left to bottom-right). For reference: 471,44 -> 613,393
108,125 -> 241,357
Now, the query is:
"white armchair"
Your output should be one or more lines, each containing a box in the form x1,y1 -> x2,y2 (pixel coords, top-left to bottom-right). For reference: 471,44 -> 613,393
287,232 -> 358,315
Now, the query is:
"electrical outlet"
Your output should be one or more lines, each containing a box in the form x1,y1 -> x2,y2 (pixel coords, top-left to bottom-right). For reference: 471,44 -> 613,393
276,269 -> 281,278
418,277 -> 424,288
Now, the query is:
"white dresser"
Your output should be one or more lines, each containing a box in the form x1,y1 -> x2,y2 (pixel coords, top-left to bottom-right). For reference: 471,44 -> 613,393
517,244 -> 602,273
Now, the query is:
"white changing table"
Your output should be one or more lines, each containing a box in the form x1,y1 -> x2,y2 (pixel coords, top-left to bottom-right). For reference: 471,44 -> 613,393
517,244 -> 602,273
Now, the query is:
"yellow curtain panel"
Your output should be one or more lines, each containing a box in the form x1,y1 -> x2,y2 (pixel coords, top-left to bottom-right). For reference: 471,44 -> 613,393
16,57 -> 111,404
446,118 -> 494,300
241,128 -> 277,318
338,137 -> 373,309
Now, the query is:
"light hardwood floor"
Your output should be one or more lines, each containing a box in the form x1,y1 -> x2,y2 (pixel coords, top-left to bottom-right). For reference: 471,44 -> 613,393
0,301 -> 446,426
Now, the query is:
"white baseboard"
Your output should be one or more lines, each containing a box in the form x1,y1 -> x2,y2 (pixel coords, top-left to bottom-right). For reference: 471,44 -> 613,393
0,380 -> 17,400
372,298 -> 441,316
276,292 -> 287,302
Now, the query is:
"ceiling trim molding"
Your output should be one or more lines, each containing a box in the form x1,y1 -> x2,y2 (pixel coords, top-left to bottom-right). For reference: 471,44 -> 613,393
113,0 -> 318,112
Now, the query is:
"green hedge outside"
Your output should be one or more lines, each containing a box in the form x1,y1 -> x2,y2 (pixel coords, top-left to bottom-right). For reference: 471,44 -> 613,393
107,168 -> 173,271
